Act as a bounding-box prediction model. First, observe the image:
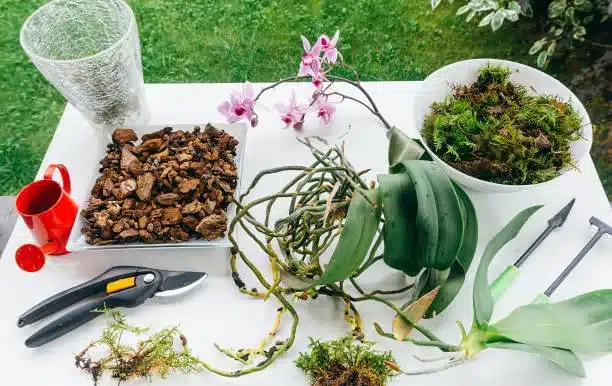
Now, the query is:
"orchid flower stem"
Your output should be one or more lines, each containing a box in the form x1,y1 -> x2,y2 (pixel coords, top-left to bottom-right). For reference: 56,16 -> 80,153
326,74 -> 392,130
336,62 -> 361,83
325,91 -> 377,116
309,81 -> 336,108
252,74 -> 392,130
254,77 -> 297,102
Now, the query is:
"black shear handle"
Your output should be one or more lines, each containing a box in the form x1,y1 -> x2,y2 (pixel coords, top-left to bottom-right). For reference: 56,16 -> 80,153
25,276 -> 160,348
18,266 -> 150,328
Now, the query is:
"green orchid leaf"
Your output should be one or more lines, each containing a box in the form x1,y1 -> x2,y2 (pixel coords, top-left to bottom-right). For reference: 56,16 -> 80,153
379,164 -> 471,278
423,183 -> 479,317
387,126 -> 425,169
487,342 -> 585,377
422,264 -> 463,318
489,289 -> 612,353
414,139 -> 434,161
316,189 -> 382,285
473,205 -> 543,327
378,173 -> 420,276
451,183 -> 478,270
404,161 -> 464,270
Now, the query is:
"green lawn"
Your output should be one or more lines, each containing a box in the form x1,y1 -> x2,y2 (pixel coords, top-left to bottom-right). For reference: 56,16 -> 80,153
0,0 -> 564,195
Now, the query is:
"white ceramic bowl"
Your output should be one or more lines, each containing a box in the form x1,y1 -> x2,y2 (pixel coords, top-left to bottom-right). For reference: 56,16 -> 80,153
414,59 -> 592,193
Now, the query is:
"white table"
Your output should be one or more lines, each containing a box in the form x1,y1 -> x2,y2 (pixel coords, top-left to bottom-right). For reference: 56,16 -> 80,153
1,82 -> 611,386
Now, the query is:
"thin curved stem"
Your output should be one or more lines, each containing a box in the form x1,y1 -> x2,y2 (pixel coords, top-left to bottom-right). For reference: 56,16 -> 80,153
335,62 -> 361,83
325,91 -> 377,116
254,76 -> 299,101
373,323 -> 462,351
326,74 -> 392,130
366,284 -> 414,297
350,278 -> 366,295
241,166 -> 313,201
253,74 -> 392,130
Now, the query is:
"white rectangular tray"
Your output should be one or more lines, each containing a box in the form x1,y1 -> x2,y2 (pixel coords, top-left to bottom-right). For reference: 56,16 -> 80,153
67,122 -> 247,252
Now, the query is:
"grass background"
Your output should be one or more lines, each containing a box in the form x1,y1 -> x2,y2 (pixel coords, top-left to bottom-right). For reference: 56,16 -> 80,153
1,0 -> 607,195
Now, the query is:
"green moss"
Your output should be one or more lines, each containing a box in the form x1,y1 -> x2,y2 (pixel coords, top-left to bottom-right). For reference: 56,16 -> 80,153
475,63 -> 512,91
422,64 -> 582,185
295,336 -> 396,386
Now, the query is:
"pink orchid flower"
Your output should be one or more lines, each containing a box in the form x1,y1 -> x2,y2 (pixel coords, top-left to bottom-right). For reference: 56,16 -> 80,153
298,36 -> 322,77
217,82 -> 256,123
318,30 -> 340,63
313,96 -> 336,123
275,91 -> 308,129
312,70 -> 325,89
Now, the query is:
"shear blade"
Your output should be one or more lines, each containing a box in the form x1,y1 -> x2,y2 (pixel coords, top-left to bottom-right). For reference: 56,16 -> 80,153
155,271 -> 207,297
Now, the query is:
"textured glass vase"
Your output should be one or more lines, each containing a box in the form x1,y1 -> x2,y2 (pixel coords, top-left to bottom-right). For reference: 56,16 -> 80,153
20,0 -> 148,136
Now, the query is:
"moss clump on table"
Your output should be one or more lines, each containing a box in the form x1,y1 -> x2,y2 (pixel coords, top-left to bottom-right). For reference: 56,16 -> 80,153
422,64 -> 582,185
295,336 -> 397,386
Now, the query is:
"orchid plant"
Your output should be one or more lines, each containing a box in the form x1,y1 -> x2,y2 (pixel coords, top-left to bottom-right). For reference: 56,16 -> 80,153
217,31 -> 392,131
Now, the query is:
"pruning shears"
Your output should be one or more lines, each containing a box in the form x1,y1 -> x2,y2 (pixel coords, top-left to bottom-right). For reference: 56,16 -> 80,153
17,266 -> 207,348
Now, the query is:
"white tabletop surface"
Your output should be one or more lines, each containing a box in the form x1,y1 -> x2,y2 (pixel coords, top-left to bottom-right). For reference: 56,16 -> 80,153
1,82 -> 611,386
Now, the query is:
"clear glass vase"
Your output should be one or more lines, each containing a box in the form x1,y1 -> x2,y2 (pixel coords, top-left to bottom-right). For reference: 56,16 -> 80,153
20,0 -> 148,138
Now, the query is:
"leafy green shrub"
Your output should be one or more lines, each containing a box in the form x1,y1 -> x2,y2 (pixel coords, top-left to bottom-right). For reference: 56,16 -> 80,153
431,0 -> 611,67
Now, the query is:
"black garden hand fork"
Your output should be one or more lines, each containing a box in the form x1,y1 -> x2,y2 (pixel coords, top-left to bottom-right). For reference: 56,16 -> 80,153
534,216 -> 612,303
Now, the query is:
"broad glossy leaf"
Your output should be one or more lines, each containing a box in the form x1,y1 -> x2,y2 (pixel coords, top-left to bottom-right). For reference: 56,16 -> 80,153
508,1 -> 521,12
537,50 -> 548,67
473,206 -> 542,327
378,173 -> 420,276
422,264 -> 462,318
489,289 -> 612,353
456,4 -> 471,15
504,9 -> 519,22
491,10 -> 505,31
316,189 -> 382,285
487,342 -> 585,377
392,287 -> 439,340
450,183 -> 478,270
383,161 -> 463,275
387,126 -> 425,169
424,183 -> 478,317
404,161 -> 464,270
478,12 -> 495,27
547,41 -> 557,56
529,40 -> 545,55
